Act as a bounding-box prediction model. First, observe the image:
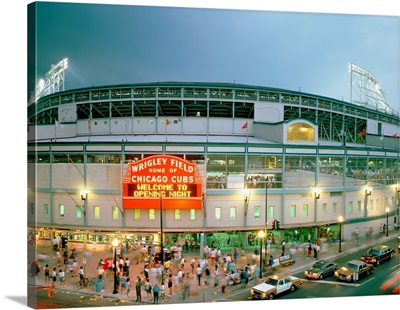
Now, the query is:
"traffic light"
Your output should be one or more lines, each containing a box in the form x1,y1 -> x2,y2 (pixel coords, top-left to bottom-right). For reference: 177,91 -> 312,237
271,220 -> 275,230
276,220 -> 280,230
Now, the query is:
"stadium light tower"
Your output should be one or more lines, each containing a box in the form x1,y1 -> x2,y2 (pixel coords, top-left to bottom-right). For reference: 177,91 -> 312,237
29,58 -> 68,104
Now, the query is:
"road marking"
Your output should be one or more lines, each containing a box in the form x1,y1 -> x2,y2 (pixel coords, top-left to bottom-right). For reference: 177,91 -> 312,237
302,279 -> 355,287
389,264 -> 400,271
355,277 -> 375,287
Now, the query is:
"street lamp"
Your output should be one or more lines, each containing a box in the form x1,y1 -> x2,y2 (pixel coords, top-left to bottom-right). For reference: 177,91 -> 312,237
385,207 -> 389,237
338,216 -> 343,253
111,238 -> 119,294
258,230 -> 265,278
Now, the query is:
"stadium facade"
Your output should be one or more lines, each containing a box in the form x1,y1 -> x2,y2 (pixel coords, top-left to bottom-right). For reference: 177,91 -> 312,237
27,81 -> 400,251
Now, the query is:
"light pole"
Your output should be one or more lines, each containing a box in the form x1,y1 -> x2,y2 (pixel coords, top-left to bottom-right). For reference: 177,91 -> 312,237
385,207 -> 389,237
258,230 -> 265,279
111,238 -> 118,294
338,216 -> 343,253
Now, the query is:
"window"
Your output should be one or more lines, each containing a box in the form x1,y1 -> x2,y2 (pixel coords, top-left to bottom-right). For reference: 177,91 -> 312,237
44,204 -> 49,217
322,203 -> 327,216
215,207 -> 222,221
59,204 -> 65,217
230,207 -> 236,221
134,209 -> 140,220
189,209 -> 196,220
356,201 -> 361,212
348,201 -> 353,213
174,209 -> 181,220
287,122 -> 315,142
112,206 -> 119,220
302,204 -> 308,217
254,206 -> 260,219
332,202 -> 337,214
149,209 -> 155,220
76,206 -> 82,218
267,205 -> 274,219
290,205 -> 296,217
94,206 -> 100,219
369,199 -> 373,210
376,199 -> 379,211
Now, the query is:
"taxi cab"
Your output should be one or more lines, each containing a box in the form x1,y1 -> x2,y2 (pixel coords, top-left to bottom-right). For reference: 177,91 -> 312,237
250,273 -> 302,300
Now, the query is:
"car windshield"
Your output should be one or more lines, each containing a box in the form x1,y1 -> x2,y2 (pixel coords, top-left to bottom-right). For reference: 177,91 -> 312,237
368,249 -> 380,255
344,262 -> 358,270
312,262 -> 324,269
265,278 -> 278,286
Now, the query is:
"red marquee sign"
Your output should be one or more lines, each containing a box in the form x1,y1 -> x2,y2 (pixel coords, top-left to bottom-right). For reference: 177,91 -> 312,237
122,155 -> 203,209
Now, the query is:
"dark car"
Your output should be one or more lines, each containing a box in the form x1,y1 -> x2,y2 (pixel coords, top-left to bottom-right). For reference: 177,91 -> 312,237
360,245 -> 395,266
334,260 -> 374,282
304,260 -> 339,280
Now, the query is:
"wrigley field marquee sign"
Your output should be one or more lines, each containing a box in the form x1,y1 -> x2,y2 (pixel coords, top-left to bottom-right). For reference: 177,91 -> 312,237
122,155 -> 203,209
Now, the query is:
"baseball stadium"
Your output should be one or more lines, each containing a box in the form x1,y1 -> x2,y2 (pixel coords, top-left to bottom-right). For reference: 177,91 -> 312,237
27,59 -> 399,253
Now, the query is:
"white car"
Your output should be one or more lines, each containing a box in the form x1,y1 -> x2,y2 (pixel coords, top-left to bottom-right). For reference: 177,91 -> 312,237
250,273 -> 302,300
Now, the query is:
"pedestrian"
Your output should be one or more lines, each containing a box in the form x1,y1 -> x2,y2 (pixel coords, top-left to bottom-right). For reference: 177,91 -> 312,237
313,243 -> 318,259
144,278 -> 152,301
307,233 -> 311,243
52,268 -> 57,286
59,268 -> 66,287
269,255 -> 274,268
167,273 -> 173,295
135,276 -> 142,302
181,278 -> 191,300
307,244 -> 312,259
196,264 -> 202,286
78,266 -> 84,285
315,244 -> 320,259
126,277 -> 131,298
44,264 -> 50,283
120,272 -> 127,294
214,269 -> 220,294
160,281 -> 165,303
152,283 -> 160,304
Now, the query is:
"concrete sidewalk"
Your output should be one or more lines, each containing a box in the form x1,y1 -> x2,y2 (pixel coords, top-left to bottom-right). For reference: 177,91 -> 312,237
29,233 -> 397,305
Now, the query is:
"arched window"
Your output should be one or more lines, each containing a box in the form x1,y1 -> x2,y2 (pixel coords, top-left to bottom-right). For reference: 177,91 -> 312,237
287,122 -> 315,142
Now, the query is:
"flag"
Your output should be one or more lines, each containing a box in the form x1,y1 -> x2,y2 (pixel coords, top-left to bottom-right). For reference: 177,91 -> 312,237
87,118 -> 91,130
166,119 -> 171,126
241,121 -> 248,129
55,120 -> 65,128
392,133 -> 397,139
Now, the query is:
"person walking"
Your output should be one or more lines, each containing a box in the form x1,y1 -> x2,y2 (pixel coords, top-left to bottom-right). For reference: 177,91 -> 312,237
144,278 -> 152,301
44,264 -> 50,283
160,281 -> 166,303
120,272 -> 127,294
51,268 -> 57,287
152,283 -> 160,304
307,244 -> 312,259
214,269 -> 220,294
196,264 -> 202,286
126,277 -> 131,298
135,276 -> 142,302
59,268 -> 66,287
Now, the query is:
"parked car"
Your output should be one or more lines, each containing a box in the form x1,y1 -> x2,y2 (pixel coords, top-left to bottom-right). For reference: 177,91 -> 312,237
304,260 -> 339,280
334,260 -> 374,283
360,245 -> 395,266
249,273 -> 302,300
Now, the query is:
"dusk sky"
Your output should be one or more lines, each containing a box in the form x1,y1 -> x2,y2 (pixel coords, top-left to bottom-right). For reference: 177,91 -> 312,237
31,1 -> 399,112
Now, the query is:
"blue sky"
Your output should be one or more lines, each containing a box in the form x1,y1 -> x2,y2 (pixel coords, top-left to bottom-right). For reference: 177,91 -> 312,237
31,1 -> 399,112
